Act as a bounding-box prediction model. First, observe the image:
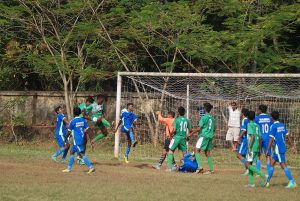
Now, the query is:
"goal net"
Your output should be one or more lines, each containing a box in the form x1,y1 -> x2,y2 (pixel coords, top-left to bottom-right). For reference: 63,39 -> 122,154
114,72 -> 300,168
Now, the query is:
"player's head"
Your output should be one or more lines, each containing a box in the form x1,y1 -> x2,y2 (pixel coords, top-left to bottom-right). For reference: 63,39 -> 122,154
127,103 -> 134,111
258,104 -> 268,114
86,96 -> 94,106
178,106 -> 185,116
231,101 -> 238,110
55,106 -> 63,114
203,102 -> 213,113
73,107 -> 82,117
248,110 -> 255,121
167,111 -> 175,118
96,94 -> 105,104
241,108 -> 249,118
271,111 -> 280,121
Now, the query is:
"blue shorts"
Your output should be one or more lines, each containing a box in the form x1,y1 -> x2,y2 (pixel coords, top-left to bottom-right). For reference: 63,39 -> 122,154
262,138 -> 271,156
71,145 -> 85,154
237,141 -> 247,156
56,135 -> 69,148
272,152 -> 286,163
121,126 -> 134,141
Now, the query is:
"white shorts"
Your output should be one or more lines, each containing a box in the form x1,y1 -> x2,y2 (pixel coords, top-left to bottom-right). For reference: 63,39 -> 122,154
226,127 -> 240,141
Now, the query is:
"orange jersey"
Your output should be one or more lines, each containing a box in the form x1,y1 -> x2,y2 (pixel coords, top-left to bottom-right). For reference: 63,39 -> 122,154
158,114 -> 174,138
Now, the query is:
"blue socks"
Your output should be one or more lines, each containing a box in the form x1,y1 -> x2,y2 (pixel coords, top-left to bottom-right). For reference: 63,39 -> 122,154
267,166 -> 274,182
283,167 -> 294,183
266,160 -> 270,174
68,154 -> 75,170
129,131 -> 135,143
53,147 -> 65,157
125,146 -> 131,157
62,149 -> 68,160
241,157 -> 246,165
82,155 -> 93,169
256,159 -> 261,171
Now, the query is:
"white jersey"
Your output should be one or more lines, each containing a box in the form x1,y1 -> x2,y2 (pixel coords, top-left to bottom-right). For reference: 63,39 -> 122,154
228,106 -> 241,128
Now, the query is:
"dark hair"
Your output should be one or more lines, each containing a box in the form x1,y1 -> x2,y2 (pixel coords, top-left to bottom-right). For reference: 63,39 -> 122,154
271,111 -> 280,121
241,108 -> 249,117
127,103 -> 134,108
248,111 -> 255,120
96,94 -> 105,100
178,106 -> 185,116
203,102 -> 213,113
168,111 -> 175,118
55,106 -> 62,114
258,105 -> 268,113
86,96 -> 94,103
73,107 -> 82,116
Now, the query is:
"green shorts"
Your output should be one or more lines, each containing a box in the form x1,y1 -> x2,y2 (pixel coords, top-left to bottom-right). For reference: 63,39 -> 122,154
196,136 -> 213,151
246,152 -> 259,163
93,117 -> 111,129
169,136 -> 187,152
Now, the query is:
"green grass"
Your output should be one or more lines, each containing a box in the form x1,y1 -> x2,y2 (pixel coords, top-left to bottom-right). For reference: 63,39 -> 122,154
0,143 -> 300,201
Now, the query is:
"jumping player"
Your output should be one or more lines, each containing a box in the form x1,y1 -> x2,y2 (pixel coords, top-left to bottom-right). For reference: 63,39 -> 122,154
264,111 -> 297,188
237,108 -> 249,176
79,96 -> 94,118
62,107 -> 95,173
51,106 -> 70,162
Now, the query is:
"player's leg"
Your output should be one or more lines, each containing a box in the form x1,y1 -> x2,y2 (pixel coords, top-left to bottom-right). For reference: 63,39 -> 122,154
153,138 -> 170,169
195,137 -> 204,173
278,154 -> 296,188
128,128 -> 137,147
226,128 -> 235,151
79,152 -> 95,174
61,143 -> 70,162
236,142 -> 248,175
92,123 -> 108,143
77,137 -> 87,165
246,153 -> 267,186
166,137 -> 180,171
262,139 -> 271,174
204,150 -> 213,174
124,140 -> 132,164
232,128 -> 239,152
62,147 -> 76,173
52,136 -> 67,162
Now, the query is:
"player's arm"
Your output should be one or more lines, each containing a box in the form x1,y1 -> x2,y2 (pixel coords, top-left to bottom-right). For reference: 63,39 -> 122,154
259,136 -> 262,156
62,117 -> 69,127
286,133 -> 297,154
156,111 -> 167,124
248,134 -> 254,155
114,119 -> 122,132
188,126 -> 202,138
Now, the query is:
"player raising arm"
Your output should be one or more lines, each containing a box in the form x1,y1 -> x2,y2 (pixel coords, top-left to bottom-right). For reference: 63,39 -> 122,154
115,103 -> 138,163
62,107 -> 95,174
187,102 -> 216,174
51,106 -> 70,163
264,111 -> 297,188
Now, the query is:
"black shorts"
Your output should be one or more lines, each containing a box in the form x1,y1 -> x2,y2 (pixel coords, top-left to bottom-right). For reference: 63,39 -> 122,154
164,138 -> 171,151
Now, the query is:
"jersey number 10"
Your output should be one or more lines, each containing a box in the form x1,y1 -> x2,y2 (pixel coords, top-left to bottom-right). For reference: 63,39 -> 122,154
180,121 -> 188,132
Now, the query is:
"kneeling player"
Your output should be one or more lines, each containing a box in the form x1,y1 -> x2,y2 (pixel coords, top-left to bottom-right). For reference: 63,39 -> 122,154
62,107 -> 95,174
188,102 -> 216,174
264,111 -> 297,188
178,152 -> 198,173
115,103 -> 138,163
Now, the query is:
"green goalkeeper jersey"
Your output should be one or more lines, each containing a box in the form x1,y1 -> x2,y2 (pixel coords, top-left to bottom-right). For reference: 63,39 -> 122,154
198,113 -> 216,138
91,102 -> 107,118
247,121 -> 261,152
173,116 -> 191,137
79,102 -> 93,117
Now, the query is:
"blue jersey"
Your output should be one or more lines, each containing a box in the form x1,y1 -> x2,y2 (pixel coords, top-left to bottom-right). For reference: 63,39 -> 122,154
254,114 -> 273,140
68,117 -> 89,146
240,117 -> 248,142
120,111 -> 137,130
270,121 -> 288,154
55,113 -> 66,137
178,153 -> 198,172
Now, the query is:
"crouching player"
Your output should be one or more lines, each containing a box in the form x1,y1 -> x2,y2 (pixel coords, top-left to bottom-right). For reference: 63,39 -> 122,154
178,152 -> 198,173
236,108 -> 249,176
62,107 -> 95,174
52,106 -> 70,163
264,111 -> 297,188
115,103 -> 138,163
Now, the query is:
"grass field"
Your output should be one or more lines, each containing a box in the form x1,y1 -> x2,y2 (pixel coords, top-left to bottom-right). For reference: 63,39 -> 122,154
0,143 -> 299,201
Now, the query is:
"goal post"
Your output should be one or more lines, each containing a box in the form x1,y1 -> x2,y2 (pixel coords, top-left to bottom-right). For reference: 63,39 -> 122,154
115,72 -> 300,168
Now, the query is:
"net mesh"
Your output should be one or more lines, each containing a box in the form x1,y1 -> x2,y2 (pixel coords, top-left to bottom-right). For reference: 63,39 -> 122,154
118,74 -> 300,168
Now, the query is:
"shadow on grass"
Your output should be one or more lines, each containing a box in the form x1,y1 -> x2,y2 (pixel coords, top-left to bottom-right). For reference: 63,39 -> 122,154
133,163 -> 151,169
92,162 -> 122,166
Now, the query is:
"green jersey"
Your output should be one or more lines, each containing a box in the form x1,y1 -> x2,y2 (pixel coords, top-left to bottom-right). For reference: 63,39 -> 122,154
198,113 -> 216,138
173,116 -> 191,137
247,121 -> 261,152
91,102 -> 107,118
78,102 -> 93,117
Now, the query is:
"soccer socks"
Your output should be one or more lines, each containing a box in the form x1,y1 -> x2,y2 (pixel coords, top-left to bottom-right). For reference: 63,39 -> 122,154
248,165 -> 265,178
82,155 -> 94,169
267,166 -> 275,182
129,131 -> 135,143
248,169 -> 254,185
53,147 -> 65,157
283,167 -> 294,183
266,161 -> 271,174
256,159 -> 261,171
62,148 -> 69,160
167,153 -> 174,169
240,157 -> 247,165
67,154 -> 75,170
93,133 -> 105,142
195,153 -> 202,169
125,146 -> 131,157
158,153 -> 167,165
207,156 -> 213,172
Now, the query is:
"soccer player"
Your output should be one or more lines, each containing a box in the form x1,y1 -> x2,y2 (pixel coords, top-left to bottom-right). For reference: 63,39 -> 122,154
91,94 -> 111,144
152,111 -> 176,170
178,152 -> 198,173
62,107 -> 95,173
236,108 -> 249,176
188,102 -> 216,174
254,105 -> 273,173
51,106 -> 70,162
239,111 -> 267,187
79,96 -> 94,118
264,111 -> 297,188
115,103 -> 138,163
167,106 -> 191,172
226,101 -> 241,152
